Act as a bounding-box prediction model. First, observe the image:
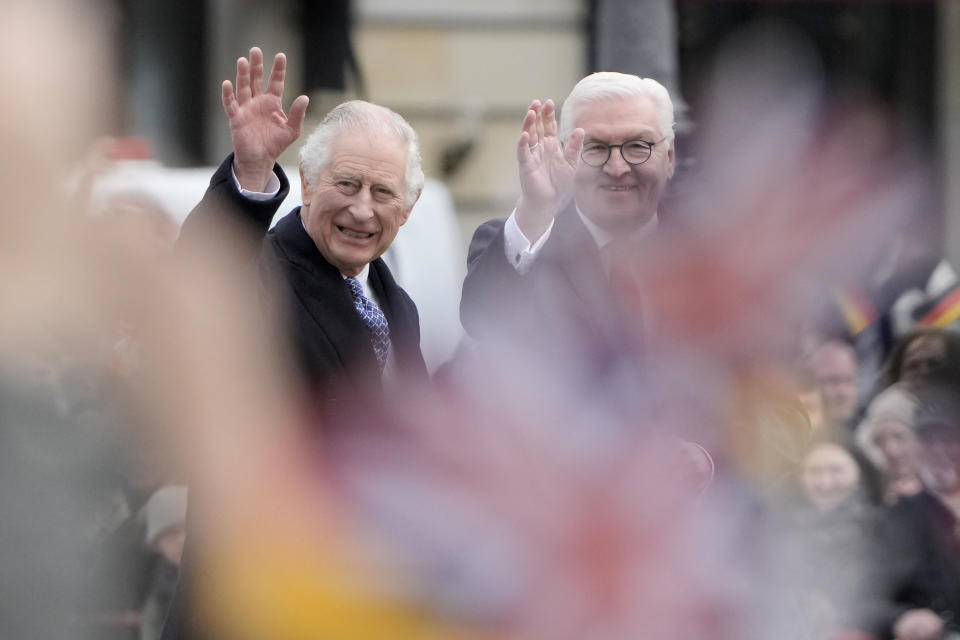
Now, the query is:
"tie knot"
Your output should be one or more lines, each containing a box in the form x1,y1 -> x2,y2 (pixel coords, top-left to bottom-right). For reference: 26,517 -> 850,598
345,277 -> 364,300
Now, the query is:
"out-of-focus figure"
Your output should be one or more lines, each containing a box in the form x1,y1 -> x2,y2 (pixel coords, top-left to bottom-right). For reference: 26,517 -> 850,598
883,386 -> 960,640
799,438 -> 864,513
805,340 -> 860,432
856,383 -> 923,504
879,328 -> 960,390
782,436 -> 896,638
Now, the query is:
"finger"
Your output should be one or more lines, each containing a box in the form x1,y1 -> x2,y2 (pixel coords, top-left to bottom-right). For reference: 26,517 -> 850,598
535,102 -> 546,147
520,108 -> 536,139
525,100 -> 541,146
542,99 -> 558,138
563,127 -> 585,167
236,57 -> 251,105
249,47 -> 264,97
287,94 -> 309,137
267,52 -> 287,98
516,130 -> 532,165
221,80 -> 238,119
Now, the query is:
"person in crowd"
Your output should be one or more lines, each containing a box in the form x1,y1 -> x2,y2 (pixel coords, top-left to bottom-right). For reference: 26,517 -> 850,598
164,46 -> 429,640
459,71 -> 672,357
879,327 -> 960,391
805,340 -> 861,432
883,385 -> 960,640
856,383 -> 923,504
785,435 -> 895,638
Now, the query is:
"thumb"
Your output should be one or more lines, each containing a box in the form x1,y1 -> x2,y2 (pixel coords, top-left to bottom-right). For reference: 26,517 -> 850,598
287,94 -> 310,137
564,127 -> 585,167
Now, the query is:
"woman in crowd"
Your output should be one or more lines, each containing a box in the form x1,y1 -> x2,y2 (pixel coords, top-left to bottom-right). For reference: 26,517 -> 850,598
784,435 -> 898,638
879,328 -> 960,391
856,383 -> 923,505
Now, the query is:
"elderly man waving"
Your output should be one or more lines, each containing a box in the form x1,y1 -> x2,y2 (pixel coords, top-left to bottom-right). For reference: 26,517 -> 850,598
460,72 -> 675,355
164,47 -> 427,640
181,46 -> 428,396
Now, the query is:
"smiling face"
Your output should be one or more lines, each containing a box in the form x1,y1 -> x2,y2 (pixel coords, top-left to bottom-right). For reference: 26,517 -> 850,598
811,346 -> 859,427
801,443 -> 861,512
571,96 -> 674,233
300,129 -> 412,277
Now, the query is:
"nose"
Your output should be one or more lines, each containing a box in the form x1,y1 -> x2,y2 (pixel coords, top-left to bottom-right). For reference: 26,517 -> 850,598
349,187 -> 375,221
603,146 -> 631,177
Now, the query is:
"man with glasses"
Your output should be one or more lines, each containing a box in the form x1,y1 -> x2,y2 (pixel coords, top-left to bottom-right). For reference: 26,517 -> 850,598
460,72 -> 675,347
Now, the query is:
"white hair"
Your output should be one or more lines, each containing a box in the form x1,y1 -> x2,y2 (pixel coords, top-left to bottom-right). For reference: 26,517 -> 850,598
558,72 -> 675,144
298,100 -> 424,209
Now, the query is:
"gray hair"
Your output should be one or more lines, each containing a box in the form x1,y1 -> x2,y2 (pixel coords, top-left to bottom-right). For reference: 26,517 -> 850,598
298,100 -> 424,209
558,72 -> 675,144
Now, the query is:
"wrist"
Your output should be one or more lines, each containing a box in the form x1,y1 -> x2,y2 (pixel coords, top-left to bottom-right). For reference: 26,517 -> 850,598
232,158 -> 275,192
515,196 -> 558,244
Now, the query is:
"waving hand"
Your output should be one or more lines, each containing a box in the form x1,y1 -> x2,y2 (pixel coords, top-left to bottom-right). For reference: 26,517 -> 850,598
221,47 -> 309,191
515,99 -> 585,242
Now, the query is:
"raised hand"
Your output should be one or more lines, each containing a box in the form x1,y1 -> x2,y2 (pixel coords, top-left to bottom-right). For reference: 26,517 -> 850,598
221,47 -> 309,191
514,99 -> 585,242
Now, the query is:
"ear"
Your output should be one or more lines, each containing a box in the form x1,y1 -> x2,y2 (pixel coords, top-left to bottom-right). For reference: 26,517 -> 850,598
398,189 -> 421,226
299,167 -> 312,206
666,140 -> 676,179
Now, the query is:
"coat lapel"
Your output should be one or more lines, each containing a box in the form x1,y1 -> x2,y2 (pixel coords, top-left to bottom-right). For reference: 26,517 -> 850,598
541,203 -> 608,309
269,209 -> 379,376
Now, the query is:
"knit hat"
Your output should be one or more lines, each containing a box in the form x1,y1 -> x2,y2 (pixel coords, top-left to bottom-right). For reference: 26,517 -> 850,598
855,383 -> 919,468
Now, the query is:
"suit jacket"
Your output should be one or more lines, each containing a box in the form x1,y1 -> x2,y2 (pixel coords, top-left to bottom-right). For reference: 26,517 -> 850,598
459,203 -> 642,374
461,203 -> 608,339
162,154 -> 426,640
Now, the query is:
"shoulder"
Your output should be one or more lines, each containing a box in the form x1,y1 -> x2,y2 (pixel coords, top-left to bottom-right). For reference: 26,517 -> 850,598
468,217 -> 507,246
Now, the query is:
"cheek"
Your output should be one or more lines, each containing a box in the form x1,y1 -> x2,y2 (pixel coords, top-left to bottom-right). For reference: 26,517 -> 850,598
574,167 -> 599,191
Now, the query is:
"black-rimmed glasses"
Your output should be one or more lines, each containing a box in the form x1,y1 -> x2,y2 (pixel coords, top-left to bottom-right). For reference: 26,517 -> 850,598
580,136 -> 668,167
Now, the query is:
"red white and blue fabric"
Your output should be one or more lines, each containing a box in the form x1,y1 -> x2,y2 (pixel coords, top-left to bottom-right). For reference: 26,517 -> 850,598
345,277 -> 390,368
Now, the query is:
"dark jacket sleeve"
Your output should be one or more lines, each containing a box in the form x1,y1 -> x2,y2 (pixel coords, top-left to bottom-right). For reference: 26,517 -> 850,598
177,153 -> 290,260
459,217 -> 528,338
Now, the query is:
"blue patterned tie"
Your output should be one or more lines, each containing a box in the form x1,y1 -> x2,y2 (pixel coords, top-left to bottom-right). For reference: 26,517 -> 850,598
345,277 -> 390,368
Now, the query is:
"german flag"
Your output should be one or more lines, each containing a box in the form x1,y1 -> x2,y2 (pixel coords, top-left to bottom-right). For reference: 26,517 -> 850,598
831,285 -> 879,336
917,285 -> 960,327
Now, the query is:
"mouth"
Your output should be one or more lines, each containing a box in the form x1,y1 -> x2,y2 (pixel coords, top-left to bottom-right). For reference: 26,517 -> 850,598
601,185 -> 638,192
337,225 -> 375,240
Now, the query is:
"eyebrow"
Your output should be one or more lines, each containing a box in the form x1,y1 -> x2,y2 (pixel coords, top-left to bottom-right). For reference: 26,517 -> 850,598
584,132 -> 659,144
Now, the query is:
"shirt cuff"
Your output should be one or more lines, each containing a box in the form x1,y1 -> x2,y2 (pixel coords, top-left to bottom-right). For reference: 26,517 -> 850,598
231,164 -> 281,201
503,210 -> 554,275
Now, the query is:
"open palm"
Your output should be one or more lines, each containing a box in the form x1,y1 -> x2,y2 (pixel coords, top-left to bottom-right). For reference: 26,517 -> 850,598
222,47 -> 308,190
517,99 -> 584,213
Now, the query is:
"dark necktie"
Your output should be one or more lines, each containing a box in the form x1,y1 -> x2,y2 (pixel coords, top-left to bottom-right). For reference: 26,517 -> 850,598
345,277 -> 390,368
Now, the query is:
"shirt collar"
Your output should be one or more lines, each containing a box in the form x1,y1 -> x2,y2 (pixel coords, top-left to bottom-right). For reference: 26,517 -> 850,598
346,263 -> 371,287
574,204 -> 658,249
